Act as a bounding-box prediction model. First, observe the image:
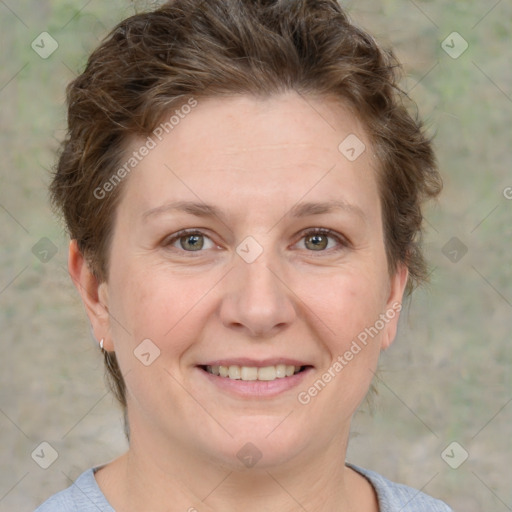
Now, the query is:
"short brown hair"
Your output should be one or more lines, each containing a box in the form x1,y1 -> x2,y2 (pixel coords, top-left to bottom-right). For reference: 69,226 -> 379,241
50,0 -> 442,417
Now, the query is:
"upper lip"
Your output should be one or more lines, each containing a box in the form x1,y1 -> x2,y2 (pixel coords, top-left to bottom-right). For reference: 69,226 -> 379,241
198,358 -> 313,368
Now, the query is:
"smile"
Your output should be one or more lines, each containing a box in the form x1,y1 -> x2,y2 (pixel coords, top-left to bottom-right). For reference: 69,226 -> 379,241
202,364 -> 307,381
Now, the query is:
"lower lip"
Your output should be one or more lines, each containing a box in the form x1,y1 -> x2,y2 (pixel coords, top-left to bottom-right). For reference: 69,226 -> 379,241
196,366 -> 313,398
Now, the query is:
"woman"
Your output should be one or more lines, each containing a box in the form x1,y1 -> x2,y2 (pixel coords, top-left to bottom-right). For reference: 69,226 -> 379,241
36,0 -> 451,510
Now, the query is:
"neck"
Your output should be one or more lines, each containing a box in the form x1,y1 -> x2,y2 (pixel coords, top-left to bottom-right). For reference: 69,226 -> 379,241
95,421 -> 377,512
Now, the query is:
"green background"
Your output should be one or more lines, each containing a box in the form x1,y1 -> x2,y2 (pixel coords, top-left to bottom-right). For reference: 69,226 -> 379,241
0,1 -> 510,510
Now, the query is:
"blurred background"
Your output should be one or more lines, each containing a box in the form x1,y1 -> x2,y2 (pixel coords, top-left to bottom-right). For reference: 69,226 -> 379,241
1,1 -> 510,510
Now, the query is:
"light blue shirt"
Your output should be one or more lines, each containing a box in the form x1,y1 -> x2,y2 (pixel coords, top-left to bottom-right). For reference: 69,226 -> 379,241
35,463 -> 453,511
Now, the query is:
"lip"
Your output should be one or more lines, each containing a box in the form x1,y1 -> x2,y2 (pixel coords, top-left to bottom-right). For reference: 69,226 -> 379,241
198,358 -> 312,368
196,365 -> 314,398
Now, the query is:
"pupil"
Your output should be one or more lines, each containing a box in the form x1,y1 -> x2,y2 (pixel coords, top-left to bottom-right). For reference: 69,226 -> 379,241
183,235 -> 203,250
308,234 -> 327,250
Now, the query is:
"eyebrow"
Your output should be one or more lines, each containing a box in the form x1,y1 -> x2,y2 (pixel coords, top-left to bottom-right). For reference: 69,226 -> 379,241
142,199 -> 366,223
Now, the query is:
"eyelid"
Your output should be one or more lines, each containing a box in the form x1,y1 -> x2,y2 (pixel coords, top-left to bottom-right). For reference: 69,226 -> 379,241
293,227 -> 351,253
161,227 -> 350,254
161,228 -> 218,252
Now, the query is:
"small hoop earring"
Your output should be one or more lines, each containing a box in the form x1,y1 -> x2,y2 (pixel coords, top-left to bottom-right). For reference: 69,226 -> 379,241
100,338 -> 104,350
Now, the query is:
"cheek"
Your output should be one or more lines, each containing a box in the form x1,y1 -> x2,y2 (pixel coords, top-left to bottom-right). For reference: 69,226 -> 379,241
309,267 -> 390,345
107,261 -> 219,356
302,275 -> 389,409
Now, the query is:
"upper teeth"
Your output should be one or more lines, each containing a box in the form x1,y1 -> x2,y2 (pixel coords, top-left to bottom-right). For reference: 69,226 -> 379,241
206,364 -> 302,381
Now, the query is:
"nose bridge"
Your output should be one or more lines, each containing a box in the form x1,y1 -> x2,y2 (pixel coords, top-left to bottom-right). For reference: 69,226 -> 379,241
238,242 -> 283,305
220,240 -> 296,336
240,248 -> 280,299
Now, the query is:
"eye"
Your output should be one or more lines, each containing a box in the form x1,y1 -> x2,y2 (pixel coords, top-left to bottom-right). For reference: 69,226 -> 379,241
162,229 -> 216,252
162,228 -> 349,255
296,228 -> 349,253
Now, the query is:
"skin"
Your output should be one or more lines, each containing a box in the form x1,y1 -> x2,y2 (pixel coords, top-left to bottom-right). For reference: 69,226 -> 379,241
69,91 -> 408,512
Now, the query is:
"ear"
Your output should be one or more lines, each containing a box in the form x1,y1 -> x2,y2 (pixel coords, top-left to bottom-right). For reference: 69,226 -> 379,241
380,263 -> 409,350
68,240 -> 113,351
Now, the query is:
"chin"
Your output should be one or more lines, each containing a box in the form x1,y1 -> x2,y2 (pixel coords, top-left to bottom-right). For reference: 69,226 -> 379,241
196,419 -> 312,470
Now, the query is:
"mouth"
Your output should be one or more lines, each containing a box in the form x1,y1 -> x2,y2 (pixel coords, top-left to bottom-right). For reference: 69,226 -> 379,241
195,358 -> 314,397
199,364 -> 311,382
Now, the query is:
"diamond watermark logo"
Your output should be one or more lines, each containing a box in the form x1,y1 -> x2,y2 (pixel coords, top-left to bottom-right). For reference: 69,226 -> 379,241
31,32 -> 59,59
31,441 -> 59,469
236,236 -> 263,264
32,237 -> 58,263
236,442 -> 262,468
338,134 -> 366,162
441,236 -> 468,263
441,441 -> 469,469
134,338 -> 161,366
441,32 -> 468,59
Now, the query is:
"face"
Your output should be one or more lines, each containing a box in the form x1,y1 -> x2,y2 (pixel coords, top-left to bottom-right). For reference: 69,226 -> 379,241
88,92 -> 407,471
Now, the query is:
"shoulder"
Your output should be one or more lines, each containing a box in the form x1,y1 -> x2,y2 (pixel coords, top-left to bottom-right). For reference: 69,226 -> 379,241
34,467 -> 114,512
347,463 -> 453,512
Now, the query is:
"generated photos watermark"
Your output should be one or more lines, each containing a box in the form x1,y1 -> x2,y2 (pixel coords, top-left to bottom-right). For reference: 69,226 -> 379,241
93,97 -> 198,200
297,301 -> 402,405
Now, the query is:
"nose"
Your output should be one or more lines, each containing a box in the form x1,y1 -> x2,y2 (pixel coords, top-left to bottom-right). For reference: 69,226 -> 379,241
219,247 -> 297,338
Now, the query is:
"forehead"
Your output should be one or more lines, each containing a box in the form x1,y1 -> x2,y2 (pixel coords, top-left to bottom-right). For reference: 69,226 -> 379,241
116,92 -> 380,224
163,93 -> 368,161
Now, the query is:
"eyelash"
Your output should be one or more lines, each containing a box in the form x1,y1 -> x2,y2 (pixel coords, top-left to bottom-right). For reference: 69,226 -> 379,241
162,228 -> 350,256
